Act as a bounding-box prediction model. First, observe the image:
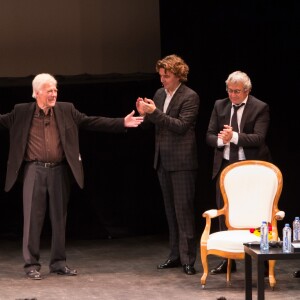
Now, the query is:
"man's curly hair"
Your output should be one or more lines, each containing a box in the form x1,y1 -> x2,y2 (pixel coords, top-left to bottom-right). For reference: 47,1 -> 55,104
156,54 -> 189,82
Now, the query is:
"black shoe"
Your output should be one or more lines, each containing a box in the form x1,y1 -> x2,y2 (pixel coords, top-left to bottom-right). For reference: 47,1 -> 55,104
51,266 -> 77,276
183,264 -> 196,275
210,259 -> 236,275
157,259 -> 181,269
293,270 -> 300,278
27,269 -> 42,280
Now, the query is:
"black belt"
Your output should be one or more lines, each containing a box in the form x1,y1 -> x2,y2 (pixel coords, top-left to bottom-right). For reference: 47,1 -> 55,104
32,161 -> 64,168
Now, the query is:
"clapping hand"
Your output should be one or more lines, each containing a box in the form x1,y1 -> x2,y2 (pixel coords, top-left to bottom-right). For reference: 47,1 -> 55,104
218,125 -> 233,144
136,97 -> 156,115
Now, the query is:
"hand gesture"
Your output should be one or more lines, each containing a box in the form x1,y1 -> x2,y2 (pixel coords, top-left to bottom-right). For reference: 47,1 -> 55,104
136,97 -> 146,116
218,125 -> 233,144
124,110 -> 144,128
136,97 -> 156,115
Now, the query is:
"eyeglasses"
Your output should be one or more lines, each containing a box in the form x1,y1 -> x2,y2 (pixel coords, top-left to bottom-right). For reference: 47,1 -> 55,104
226,88 -> 246,95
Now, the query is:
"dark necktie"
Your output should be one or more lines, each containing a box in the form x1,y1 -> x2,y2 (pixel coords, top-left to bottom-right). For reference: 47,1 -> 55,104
229,103 -> 245,163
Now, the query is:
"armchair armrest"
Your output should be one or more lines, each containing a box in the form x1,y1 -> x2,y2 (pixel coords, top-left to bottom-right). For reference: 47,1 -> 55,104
202,209 -> 218,218
202,208 -> 224,218
201,209 -> 225,245
275,210 -> 285,220
270,210 -> 285,241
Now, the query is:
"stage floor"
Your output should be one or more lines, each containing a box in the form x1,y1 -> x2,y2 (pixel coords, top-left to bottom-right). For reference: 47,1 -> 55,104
0,234 -> 299,300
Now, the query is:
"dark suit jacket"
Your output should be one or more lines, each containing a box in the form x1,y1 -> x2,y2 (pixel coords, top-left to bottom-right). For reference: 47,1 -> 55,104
145,84 -> 200,171
0,101 -> 125,192
206,95 -> 271,179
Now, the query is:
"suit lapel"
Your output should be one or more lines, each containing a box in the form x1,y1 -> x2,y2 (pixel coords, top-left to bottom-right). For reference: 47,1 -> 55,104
240,96 -> 252,131
53,103 -> 66,147
165,84 -> 183,115
21,103 -> 36,147
156,90 -> 166,111
224,101 -> 232,125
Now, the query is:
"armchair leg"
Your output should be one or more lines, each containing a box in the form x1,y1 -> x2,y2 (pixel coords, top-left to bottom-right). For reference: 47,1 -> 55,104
226,258 -> 232,286
200,250 -> 208,288
201,273 -> 207,288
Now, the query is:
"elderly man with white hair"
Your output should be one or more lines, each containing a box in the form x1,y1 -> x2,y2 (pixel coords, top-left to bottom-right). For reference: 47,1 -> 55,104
0,73 -> 143,280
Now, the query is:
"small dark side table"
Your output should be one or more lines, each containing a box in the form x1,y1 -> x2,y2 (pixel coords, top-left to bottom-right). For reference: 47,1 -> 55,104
244,243 -> 300,300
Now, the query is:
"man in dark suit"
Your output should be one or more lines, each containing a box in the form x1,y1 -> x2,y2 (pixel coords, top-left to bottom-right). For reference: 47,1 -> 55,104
136,54 -> 200,275
0,73 -> 143,280
206,70 -> 271,275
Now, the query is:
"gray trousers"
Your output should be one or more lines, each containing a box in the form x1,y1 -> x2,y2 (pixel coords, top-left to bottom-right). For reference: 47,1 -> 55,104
157,164 -> 197,266
22,162 -> 71,273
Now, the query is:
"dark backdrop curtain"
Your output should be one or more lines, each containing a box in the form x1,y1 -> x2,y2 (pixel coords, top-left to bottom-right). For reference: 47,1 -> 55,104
159,0 -> 299,231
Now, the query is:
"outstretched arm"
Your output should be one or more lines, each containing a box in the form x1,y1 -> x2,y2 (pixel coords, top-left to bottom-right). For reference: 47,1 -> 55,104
124,110 -> 144,127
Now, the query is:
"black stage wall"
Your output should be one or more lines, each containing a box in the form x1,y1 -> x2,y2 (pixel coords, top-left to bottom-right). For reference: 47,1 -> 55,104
159,0 -> 298,234
0,1 -> 298,240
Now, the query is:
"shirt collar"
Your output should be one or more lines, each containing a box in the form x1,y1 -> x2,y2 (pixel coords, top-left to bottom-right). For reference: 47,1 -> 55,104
232,96 -> 248,107
165,83 -> 181,97
35,104 -> 53,116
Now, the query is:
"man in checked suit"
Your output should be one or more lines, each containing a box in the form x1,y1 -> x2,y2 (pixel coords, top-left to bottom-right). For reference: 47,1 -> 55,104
206,70 -> 271,275
136,54 -> 200,275
0,73 -> 143,280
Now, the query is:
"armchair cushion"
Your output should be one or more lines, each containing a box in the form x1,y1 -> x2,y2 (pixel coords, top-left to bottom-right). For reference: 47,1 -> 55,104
207,230 -> 260,252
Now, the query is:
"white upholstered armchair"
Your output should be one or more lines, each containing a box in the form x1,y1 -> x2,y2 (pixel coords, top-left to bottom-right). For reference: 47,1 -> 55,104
200,160 -> 284,288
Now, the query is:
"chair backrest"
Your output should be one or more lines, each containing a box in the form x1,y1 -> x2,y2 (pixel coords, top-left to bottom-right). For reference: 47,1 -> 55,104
220,160 -> 283,230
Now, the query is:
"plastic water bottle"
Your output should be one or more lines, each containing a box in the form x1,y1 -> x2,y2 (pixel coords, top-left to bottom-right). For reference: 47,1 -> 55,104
283,223 -> 292,253
260,221 -> 269,252
293,217 -> 300,242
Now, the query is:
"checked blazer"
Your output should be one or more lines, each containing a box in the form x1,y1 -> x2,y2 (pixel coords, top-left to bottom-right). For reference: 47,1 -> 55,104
145,84 -> 200,171
143,83 -> 200,265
